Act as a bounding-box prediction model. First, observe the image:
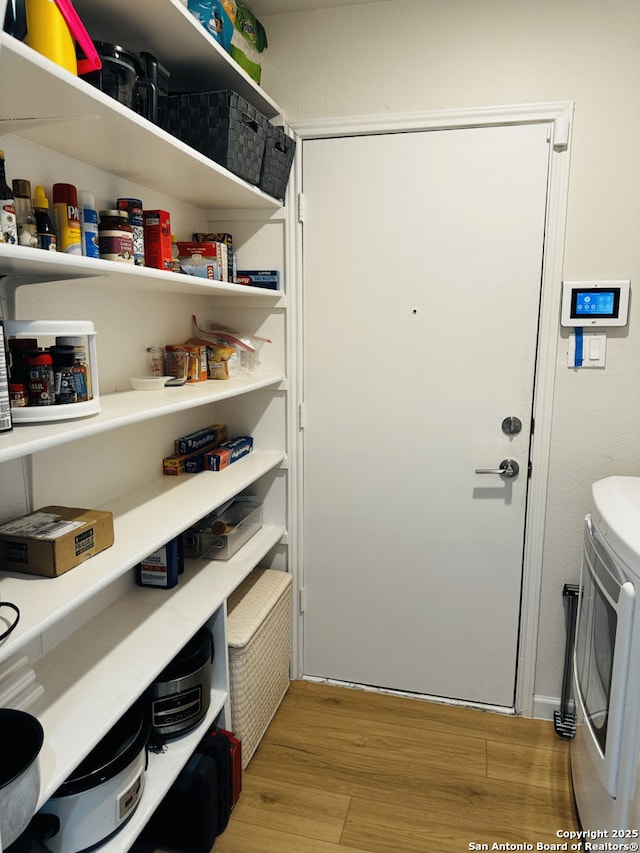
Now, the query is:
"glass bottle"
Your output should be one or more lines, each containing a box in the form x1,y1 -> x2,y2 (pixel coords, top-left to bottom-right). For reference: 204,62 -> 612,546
32,186 -> 57,251
56,336 -> 91,401
0,151 -> 17,245
12,179 -> 38,248
26,350 -> 55,406
51,346 -> 78,404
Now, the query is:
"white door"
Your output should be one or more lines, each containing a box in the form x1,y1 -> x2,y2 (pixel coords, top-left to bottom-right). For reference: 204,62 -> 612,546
301,123 -> 551,707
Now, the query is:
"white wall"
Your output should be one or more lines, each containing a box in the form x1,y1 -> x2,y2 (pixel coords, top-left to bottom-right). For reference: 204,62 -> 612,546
258,0 -> 640,710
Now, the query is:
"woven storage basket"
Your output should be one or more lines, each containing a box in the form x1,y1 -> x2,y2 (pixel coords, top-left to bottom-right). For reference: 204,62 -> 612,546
227,569 -> 292,768
259,125 -> 296,202
162,90 -> 268,185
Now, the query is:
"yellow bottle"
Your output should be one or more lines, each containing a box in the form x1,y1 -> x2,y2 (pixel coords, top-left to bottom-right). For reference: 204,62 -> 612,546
24,0 -> 77,76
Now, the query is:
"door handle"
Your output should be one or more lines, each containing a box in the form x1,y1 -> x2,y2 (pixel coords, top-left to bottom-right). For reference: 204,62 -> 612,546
475,459 -> 520,479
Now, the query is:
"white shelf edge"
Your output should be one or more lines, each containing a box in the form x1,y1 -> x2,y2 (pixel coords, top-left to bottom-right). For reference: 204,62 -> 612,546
0,452 -> 286,663
71,0 -> 282,120
0,36 -> 283,211
32,523 -> 284,807
0,244 -> 285,299
0,374 -> 285,464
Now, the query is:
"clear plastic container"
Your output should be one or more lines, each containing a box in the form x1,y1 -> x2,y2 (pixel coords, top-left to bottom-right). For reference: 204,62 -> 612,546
184,500 -> 262,561
5,320 -> 100,422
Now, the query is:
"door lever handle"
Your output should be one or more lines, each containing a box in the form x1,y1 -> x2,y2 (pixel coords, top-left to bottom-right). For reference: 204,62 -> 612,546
475,459 -> 520,479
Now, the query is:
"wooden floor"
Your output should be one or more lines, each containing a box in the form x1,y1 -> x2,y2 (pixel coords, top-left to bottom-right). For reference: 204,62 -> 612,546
214,680 -> 579,853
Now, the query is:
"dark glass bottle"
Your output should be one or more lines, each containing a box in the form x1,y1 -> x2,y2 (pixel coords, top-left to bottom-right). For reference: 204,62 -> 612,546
0,151 -> 17,245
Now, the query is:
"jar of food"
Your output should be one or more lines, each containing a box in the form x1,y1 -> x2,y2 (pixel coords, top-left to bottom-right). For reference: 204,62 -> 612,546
51,346 -> 78,404
9,383 -> 27,407
98,209 -> 134,263
26,351 -> 54,405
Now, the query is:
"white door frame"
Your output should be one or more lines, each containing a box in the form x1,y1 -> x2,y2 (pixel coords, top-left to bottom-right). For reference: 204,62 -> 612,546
285,101 -> 573,716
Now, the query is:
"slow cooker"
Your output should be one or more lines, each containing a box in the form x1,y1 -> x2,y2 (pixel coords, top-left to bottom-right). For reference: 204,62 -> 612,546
38,699 -> 149,853
150,626 -> 214,739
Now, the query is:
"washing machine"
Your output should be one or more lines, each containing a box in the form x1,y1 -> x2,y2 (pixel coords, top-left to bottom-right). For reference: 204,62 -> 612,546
572,476 -> 640,835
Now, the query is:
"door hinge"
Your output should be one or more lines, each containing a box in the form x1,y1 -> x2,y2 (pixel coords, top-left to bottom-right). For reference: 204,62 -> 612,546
528,460 -> 533,478
299,587 -> 306,613
298,401 -> 305,430
297,192 -> 305,223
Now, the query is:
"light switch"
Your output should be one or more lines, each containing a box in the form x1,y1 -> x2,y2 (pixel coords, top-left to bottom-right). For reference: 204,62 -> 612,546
568,332 -> 607,368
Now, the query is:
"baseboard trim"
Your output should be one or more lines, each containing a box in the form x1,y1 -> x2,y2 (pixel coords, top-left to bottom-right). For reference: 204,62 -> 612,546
532,694 -> 561,721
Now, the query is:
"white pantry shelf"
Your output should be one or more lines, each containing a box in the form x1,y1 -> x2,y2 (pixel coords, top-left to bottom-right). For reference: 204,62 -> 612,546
33,521 -> 284,807
0,244 -> 285,300
0,36 -> 281,211
0,374 -> 285,464
72,0 -> 280,119
0,451 -> 286,664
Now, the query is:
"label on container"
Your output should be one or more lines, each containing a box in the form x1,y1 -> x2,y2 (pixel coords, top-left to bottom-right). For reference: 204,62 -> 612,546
80,206 -> 100,258
99,230 -> 135,264
54,202 -> 81,254
0,199 -> 17,245
0,324 -> 12,431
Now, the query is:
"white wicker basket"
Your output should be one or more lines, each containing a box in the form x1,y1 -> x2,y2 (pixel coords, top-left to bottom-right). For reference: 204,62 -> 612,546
227,569 -> 292,768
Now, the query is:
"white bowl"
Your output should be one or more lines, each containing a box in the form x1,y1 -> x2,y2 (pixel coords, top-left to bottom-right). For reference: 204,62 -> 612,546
130,376 -> 173,391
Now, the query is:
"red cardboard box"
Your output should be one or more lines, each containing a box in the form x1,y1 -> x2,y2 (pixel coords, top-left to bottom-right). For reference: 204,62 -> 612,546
143,210 -> 172,270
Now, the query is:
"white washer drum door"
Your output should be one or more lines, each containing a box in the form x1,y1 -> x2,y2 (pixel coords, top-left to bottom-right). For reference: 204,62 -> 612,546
574,514 -> 636,798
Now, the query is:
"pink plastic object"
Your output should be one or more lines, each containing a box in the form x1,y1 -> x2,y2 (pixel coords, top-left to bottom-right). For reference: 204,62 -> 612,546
53,0 -> 102,75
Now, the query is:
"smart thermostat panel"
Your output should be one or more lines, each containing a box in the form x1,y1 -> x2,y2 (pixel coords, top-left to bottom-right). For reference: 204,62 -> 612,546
561,280 -> 630,327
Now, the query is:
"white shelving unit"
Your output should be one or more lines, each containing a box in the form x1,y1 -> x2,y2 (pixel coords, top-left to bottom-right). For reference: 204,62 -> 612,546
0,2 -> 290,849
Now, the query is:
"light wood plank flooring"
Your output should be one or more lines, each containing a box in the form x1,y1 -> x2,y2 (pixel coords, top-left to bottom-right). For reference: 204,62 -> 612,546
215,680 -> 579,853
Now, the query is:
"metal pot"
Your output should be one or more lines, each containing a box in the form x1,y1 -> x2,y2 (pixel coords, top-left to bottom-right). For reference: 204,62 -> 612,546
0,710 -> 44,847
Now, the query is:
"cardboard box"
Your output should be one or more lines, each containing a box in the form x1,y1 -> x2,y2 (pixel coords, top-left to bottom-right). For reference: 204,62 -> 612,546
204,436 -> 254,471
143,210 -> 172,270
193,232 -> 233,282
237,270 -> 280,290
177,241 -> 224,281
175,424 -> 228,455
0,505 -> 115,577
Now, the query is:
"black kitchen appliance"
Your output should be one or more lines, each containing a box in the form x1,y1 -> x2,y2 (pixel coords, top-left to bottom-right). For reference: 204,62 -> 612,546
150,626 -> 214,739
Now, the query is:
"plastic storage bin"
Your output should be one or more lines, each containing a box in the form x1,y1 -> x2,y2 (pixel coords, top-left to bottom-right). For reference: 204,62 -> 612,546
184,500 -> 262,562
227,569 -> 292,767
5,320 -> 100,423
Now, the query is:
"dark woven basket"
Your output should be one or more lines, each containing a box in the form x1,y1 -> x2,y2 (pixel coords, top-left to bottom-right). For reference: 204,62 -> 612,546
259,125 -> 296,202
162,90 -> 268,185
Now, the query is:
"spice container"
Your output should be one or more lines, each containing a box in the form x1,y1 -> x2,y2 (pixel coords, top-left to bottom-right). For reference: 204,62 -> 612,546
56,336 -> 91,401
26,351 -> 54,406
5,321 -> 100,423
51,346 -> 78,404
98,209 -> 134,263
117,198 -> 144,266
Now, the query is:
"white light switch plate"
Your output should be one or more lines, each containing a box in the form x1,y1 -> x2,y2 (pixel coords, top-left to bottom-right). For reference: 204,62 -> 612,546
568,332 -> 607,368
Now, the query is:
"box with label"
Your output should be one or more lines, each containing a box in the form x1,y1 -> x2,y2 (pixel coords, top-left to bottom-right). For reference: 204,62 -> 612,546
143,210 -> 172,271
236,270 -> 280,291
193,232 -> 233,282
177,242 -> 226,281
0,505 -> 115,577
204,436 -> 254,471
175,424 -> 227,455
